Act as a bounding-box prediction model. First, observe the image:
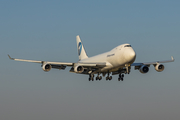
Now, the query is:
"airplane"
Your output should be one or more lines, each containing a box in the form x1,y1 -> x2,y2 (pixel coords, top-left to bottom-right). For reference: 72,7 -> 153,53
8,35 -> 175,81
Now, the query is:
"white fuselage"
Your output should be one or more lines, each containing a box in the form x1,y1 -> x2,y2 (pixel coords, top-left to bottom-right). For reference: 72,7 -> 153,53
79,44 -> 136,72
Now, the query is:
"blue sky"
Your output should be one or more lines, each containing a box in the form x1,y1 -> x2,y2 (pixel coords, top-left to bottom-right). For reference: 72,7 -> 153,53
0,0 -> 180,120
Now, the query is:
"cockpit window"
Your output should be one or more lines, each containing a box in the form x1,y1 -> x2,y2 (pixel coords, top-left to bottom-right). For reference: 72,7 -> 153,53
124,45 -> 131,47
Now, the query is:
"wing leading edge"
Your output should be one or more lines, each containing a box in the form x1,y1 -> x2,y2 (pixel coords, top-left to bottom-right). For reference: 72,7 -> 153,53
131,56 -> 175,66
8,55 -> 73,66
8,55 -> 107,70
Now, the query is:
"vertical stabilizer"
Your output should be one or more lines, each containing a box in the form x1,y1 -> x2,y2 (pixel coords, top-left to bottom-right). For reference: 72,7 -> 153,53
76,35 -> 88,60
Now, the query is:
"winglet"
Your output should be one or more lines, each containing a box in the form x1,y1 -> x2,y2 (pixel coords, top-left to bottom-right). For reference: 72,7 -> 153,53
8,54 -> 14,60
171,56 -> 175,61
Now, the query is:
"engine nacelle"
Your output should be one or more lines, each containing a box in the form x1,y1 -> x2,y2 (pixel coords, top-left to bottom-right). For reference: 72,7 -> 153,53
155,64 -> 164,72
42,64 -> 52,72
74,65 -> 84,73
139,65 -> 149,74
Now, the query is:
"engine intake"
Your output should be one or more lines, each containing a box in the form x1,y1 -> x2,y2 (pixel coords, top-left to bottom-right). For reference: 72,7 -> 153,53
139,65 -> 149,74
42,64 -> 52,72
155,64 -> 164,72
74,65 -> 84,73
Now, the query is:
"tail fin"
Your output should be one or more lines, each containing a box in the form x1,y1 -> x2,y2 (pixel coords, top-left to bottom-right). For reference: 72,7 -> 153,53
76,35 -> 88,60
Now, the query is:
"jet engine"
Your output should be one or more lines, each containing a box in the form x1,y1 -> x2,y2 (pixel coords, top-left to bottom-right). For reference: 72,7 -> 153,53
42,64 -> 52,72
155,64 -> 164,72
74,65 -> 84,73
139,65 -> 149,74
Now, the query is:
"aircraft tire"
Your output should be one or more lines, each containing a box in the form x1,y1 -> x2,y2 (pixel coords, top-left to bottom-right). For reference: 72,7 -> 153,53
122,74 -> 124,77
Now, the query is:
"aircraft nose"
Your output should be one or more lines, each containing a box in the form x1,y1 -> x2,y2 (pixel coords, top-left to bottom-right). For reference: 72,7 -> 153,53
124,49 -> 136,63
129,50 -> 136,59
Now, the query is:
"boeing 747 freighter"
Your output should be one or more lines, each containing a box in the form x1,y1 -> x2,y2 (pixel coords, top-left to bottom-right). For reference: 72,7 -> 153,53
8,35 -> 174,81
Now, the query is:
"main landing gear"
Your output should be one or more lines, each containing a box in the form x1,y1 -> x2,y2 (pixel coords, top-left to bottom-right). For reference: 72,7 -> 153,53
118,74 -> 124,81
89,74 -> 102,81
96,73 -> 102,80
89,74 -> 94,81
106,72 -> 112,80
88,73 -> 125,81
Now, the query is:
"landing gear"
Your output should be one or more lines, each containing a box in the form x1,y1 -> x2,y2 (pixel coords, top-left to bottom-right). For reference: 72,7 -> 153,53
96,74 -> 102,80
106,72 -> 112,81
88,72 -> 115,81
89,74 -> 94,81
89,74 -> 102,81
118,74 -> 124,81
125,64 -> 131,74
96,73 -> 102,80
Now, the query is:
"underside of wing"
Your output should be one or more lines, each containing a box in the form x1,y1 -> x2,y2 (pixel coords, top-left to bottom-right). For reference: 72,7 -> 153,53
131,56 -> 175,74
69,62 -> 108,75
78,62 -> 107,68
8,55 -> 74,71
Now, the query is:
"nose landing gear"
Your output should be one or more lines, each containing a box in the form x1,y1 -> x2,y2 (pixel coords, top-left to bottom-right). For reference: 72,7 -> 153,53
125,64 -> 131,74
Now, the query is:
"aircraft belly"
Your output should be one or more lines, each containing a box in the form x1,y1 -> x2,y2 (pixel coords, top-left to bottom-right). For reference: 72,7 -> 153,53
100,65 -> 124,72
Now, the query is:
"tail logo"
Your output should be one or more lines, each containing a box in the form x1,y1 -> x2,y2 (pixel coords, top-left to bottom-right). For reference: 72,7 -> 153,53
78,42 -> 82,55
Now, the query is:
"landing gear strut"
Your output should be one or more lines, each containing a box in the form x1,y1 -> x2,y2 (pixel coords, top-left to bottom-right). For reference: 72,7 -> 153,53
125,64 -> 131,74
118,74 -> 124,81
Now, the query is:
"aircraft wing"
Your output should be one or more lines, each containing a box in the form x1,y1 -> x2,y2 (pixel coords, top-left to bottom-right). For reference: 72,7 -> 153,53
8,55 -> 73,67
131,56 -> 175,66
8,55 -> 107,71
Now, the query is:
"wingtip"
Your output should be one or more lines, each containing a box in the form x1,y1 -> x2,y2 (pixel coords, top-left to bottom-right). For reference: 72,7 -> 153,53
8,54 -> 14,60
171,56 -> 175,61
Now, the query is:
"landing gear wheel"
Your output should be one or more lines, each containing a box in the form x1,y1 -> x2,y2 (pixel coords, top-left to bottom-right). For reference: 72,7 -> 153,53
99,76 -> 102,80
109,76 -> 112,80
106,77 -> 109,80
118,74 -> 124,81
122,74 -> 124,77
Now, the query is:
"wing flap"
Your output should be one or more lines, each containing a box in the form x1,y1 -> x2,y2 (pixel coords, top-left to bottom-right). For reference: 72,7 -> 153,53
46,62 -> 73,66
51,65 -> 67,70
